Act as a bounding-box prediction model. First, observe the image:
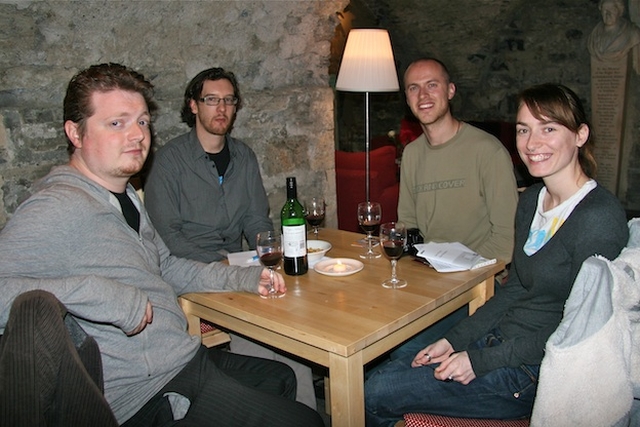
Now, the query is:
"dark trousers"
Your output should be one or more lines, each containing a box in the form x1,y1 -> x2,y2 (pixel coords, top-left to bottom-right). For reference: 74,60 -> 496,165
123,346 -> 324,427
0,290 -> 118,427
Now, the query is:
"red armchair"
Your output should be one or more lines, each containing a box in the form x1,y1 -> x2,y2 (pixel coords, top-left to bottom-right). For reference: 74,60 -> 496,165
335,145 -> 399,233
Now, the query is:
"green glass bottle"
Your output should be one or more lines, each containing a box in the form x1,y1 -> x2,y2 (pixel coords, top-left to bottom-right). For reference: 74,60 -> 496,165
281,177 -> 308,275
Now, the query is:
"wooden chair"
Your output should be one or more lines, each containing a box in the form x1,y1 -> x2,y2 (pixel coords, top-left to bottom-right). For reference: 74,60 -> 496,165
399,413 -> 530,427
178,297 -> 231,348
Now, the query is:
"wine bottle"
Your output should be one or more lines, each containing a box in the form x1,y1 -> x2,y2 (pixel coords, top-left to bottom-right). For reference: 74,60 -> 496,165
281,177 -> 308,275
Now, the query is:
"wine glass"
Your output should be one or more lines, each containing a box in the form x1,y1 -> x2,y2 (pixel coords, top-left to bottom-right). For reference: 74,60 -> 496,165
380,222 -> 407,289
304,197 -> 325,240
357,201 -> 382,259
256,231 -> 285,299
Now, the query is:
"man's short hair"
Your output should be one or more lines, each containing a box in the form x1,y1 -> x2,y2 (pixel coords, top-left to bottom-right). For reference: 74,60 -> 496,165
180,67 -> 242,128
403,57 -> 452,85
63,63 -> 156,155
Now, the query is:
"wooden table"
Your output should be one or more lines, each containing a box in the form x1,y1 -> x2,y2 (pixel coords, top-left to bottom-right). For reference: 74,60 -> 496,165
179,229 -> 505,427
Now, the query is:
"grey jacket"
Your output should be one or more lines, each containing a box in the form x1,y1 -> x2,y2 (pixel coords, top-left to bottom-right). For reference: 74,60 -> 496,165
144,130 -> 273,262
531,218 -> 640,427
0,165 -> 263,423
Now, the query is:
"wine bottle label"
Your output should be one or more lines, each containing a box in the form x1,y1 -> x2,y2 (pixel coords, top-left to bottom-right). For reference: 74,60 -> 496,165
282,225 -> 307,257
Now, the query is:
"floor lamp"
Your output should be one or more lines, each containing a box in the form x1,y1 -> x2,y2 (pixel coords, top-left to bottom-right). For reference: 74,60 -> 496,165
335,29 -> 399,203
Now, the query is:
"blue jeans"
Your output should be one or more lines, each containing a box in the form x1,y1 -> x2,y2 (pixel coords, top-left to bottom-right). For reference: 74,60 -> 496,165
364,329 -> 538,427
389,307 -> 467,361
388,278 -> 503,362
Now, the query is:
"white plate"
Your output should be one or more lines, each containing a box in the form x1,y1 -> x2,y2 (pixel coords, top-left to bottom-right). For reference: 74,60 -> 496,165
314,258 -> 364,276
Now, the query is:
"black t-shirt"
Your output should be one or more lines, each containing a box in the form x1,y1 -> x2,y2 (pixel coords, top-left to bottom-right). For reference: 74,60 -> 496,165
111,191 -> 140,233
207,142 -> 231,183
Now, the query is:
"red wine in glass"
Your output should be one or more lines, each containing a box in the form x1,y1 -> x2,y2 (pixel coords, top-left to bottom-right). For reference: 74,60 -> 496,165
360,221 -> 380,234
357,202 -> 382,259
304,197 -> 325,239
380,222 -> 407,289
382,240 -> 404,259
260,251 -> 283,267
305,214 -> 324,228
256,231 -> 285,298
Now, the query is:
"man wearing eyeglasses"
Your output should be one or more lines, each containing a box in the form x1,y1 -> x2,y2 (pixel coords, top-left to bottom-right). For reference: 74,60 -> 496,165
144,69 -> 317,410
145,67 -> 273,263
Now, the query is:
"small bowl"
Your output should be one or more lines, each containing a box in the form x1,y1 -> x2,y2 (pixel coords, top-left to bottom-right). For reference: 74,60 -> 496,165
307,240 -> 332,263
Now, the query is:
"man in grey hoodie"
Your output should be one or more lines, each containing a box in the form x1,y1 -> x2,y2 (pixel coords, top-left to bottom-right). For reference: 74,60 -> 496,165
0,63 -> 323,427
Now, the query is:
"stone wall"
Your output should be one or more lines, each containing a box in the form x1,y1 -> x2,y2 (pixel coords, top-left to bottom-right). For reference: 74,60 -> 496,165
0,0 -> 348,229
340,0 -> 640,212
2,0 -> 639,231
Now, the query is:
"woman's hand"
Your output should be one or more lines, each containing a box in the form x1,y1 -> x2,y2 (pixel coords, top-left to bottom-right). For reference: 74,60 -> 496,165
433,351 -> 477,385
412,338 -> 454,367
257,268 -> 286,296
126,300 -> 153,336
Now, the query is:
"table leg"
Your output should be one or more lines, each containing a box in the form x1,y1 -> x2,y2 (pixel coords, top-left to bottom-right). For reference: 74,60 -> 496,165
178,297 -> 230,347
178,297 -> 202,336
468,276 -> 495,315
328,351 -> 364,427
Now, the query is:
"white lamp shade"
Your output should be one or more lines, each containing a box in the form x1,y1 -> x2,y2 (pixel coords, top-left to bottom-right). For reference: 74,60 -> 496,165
335,29 -> 399,92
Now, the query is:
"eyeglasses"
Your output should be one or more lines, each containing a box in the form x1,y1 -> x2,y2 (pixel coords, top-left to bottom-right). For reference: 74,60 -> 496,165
198,95 -> 238,106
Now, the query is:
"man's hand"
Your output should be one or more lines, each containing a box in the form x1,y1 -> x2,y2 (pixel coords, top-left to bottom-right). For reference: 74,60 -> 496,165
257,268 -> 286,296
126,300 -> 153,336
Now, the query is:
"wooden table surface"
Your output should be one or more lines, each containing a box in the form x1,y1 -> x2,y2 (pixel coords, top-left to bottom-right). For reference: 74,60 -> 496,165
179,228 -> 505,427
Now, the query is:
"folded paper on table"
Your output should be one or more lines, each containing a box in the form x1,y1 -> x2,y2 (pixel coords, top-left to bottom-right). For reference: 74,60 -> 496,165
227,250 -> 261,267
413,242 -> 496,273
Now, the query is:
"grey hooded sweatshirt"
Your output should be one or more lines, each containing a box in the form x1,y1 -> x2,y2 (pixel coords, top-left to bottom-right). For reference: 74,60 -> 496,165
0,165 -> 263,423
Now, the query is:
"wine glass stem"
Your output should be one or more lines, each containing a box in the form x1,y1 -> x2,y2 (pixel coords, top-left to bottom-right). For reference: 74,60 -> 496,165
269,268 -> 275,293
367,232 -> 373,253
391,259 -> 398,281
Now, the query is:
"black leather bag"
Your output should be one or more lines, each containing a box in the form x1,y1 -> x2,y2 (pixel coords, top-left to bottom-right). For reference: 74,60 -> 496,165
404,227 -> 424,256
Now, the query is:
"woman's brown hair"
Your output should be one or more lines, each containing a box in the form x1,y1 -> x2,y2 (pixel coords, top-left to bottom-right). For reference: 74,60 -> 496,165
518,83 -> 597,178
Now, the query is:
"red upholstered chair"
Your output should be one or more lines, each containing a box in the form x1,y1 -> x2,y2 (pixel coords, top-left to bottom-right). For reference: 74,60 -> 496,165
401,413 -> 530,427
398,117 -> 423,146
335,145 -> 399,232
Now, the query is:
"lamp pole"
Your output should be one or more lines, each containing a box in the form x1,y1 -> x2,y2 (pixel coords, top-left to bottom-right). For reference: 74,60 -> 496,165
364,91 -> 371,203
